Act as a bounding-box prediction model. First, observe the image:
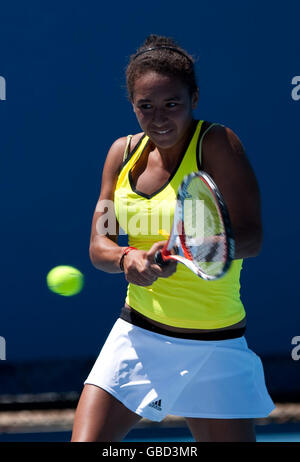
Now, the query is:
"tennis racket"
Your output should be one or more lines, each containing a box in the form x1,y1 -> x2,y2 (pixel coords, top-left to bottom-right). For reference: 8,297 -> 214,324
154,171 -> 235,280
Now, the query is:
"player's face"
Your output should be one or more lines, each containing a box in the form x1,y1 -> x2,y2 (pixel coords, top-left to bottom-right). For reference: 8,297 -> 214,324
132,71 -> 198,149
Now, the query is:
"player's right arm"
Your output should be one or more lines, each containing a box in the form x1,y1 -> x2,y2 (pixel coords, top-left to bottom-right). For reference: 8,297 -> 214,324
89,137 -> 127,273
89,137 -> 167,285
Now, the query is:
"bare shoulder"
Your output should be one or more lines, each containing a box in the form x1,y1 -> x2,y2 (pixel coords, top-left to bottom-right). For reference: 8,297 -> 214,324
201,123 -> 253,178
202,124 -> 245,163
102,132 -> 143,176
201,123 -> 261,230
105,132 -> 144,169
98,132 -> 145,202
104,136 -> 128,173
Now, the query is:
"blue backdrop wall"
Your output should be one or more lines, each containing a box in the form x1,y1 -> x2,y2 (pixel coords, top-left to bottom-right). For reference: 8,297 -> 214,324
1,0 -> 299,398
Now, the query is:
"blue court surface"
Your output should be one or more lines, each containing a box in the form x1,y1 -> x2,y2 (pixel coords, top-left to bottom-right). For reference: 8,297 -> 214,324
0,423 -> 300,442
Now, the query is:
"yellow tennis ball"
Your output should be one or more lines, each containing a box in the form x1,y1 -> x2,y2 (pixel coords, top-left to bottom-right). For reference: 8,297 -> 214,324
46,265 -> 84,296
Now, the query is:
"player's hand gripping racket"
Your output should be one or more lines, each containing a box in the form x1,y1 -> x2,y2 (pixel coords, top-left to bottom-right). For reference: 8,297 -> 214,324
154,171 -> 235,280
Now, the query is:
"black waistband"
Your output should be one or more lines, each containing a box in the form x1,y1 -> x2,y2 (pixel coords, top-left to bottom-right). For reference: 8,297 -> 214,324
119,306 -> 246,341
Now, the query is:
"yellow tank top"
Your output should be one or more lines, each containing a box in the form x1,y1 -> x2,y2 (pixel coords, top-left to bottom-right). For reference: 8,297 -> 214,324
114,120 -> 245,329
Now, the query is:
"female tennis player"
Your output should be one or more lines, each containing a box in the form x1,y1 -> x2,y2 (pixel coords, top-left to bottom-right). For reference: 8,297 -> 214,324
71,35 -> 275,442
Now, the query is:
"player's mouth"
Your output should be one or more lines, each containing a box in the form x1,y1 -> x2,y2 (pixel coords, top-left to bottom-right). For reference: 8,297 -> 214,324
151,128 -> 173,136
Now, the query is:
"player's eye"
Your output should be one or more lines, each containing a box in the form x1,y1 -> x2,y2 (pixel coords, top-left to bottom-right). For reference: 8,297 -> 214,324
140,104 -> 152,110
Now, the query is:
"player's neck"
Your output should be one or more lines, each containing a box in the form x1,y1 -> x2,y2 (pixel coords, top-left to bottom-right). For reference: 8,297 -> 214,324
154,119 -> 196,172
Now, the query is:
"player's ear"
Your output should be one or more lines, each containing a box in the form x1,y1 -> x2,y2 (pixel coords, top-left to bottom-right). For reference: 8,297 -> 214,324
131,98 -> 137,114
130,92 -> 136,113
191,89 -> 199,109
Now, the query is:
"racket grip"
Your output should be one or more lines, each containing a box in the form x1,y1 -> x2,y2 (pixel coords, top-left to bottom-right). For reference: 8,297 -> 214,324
154,250 -> 169,266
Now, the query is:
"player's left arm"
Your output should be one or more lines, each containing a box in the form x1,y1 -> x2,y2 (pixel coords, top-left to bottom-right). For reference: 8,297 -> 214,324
202,125 -> 263,259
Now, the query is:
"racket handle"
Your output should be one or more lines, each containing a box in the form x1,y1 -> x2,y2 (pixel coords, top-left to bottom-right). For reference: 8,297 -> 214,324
154,250 -> 169,266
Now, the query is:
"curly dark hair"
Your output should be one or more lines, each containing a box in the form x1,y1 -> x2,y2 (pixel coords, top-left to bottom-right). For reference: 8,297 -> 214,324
126,34 -> 198,101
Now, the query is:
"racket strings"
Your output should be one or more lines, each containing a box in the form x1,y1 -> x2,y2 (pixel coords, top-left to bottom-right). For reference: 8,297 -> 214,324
180,176 -> 228,277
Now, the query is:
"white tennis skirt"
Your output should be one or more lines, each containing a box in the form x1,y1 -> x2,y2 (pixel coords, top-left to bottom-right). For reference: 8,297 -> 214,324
84,318 -> 275,422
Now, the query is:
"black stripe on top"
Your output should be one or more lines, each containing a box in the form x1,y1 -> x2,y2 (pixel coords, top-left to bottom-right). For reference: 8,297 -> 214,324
120,306 -> 246,341
196,120 -> 212,171
118,133 -> 147,174
129,120 -> 199,200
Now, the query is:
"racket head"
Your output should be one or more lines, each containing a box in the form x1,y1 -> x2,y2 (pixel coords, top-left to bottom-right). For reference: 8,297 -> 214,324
159,171 -> 235,280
